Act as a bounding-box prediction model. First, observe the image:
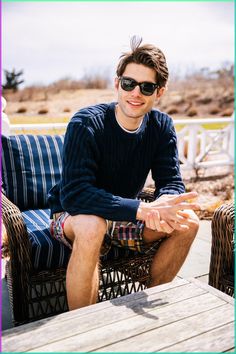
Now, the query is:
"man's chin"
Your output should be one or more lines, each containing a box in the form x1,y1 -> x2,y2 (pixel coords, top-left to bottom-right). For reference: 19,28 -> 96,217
118,104 -> 146,120
124,107 -> 145,119
128,112 -> 146,119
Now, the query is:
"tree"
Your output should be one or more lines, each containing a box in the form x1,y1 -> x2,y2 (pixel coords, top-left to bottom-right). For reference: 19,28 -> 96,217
2,69 -> 24,91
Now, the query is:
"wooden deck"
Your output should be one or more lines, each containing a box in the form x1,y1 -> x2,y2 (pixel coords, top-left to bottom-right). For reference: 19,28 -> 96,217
2,277 -> 234,352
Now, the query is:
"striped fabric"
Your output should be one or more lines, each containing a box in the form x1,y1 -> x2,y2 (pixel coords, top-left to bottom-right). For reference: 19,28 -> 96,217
22,209 -> 71,270
2,134 -> 140,271
22,208 -> 139,271
2,134 -> 64,210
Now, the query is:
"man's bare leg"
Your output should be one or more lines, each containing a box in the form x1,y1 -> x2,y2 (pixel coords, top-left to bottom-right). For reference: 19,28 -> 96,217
143,211 -> 199,287
63,214 -> 106,310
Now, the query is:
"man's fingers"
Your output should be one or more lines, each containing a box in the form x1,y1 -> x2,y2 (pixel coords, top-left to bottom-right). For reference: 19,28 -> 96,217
177,224 -> 190,231
150,202 -> 200,213
173,202 -> 201,211
172,192 -> 198,204
173,213 -> 186,223
177,209 -> 200,220
151,210 -> 163,232
160,220 -> 174,234
171,221 -> 190,231
155,210 -> 175,233
146,211 -> 173,233
146,212 -> 156,230
147,210 -> 165,232
176,210 -> 192,218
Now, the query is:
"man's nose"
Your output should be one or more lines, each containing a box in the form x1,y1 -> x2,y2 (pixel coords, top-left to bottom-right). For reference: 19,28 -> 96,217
131,85 -> 142,96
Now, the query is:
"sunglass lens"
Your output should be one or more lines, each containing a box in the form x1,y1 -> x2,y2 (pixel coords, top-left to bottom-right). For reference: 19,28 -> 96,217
121,78 -> 136,91
141,83 -> 155,96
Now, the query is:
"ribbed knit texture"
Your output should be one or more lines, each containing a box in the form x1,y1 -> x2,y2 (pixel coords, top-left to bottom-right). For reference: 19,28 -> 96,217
48,102 -> 185,221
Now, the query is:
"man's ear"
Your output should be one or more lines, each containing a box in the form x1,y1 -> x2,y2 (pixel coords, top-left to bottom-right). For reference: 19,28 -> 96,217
156,86 -> 166,99
114,77 -> 119,90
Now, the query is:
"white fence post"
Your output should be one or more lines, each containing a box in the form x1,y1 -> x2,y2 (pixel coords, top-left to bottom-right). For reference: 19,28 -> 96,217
1,97 -> 10,136
187,124 -> 198,169
229,112 -> 234,161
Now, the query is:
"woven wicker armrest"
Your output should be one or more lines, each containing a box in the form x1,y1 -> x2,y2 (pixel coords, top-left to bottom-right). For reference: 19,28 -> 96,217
209,203 -> 235,296
137,187 -> 155,202
1,191 -> 32,321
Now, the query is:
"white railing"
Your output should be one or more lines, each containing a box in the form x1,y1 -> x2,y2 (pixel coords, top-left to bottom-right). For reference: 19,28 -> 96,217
1,97 -> 234,172
1,97 -> 10,136
10,122 -> 68,131
175,117 -> 234,171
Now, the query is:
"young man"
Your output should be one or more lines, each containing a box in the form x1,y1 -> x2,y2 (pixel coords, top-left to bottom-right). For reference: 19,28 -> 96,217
48,36 -> 200,310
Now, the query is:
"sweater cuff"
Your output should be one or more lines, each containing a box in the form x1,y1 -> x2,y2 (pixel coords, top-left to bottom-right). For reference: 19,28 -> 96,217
155,189 -> 181,199
119,198 -> 140,222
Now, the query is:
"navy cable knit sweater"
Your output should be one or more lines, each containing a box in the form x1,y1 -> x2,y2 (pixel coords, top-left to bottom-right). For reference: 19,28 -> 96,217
48,102 -> 185,221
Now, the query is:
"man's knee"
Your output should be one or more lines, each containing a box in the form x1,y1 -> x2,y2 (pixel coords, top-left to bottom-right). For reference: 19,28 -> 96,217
172,210 -> 199,242
66,214 -> 107,249
186,210 -> 199,235
179,210 -> 199,241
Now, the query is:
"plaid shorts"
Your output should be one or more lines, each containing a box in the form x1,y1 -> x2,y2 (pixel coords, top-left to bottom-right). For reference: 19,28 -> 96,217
50,212 -> 163,256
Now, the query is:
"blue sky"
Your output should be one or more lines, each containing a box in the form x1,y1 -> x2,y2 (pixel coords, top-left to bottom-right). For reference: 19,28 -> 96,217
2,1 -> 234,87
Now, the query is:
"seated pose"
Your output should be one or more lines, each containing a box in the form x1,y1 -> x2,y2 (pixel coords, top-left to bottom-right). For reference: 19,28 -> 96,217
48,36 -> 200,310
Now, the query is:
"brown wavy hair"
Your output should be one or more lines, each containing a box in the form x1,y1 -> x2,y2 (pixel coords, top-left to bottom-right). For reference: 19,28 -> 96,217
116,36 -> 169,88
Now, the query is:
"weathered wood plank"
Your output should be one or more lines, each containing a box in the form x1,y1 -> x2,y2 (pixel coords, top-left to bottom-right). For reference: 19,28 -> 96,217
189,277 -> 235,305
158,322 -> 234,352
224,348 -> 236,352
26,293 -> 229,352
92,305 -> 234,353
2,281 -> 204,352
3,277 -> 188,337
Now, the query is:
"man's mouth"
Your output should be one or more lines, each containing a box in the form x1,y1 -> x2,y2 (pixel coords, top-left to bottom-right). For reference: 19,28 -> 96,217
127,100 -> 144,107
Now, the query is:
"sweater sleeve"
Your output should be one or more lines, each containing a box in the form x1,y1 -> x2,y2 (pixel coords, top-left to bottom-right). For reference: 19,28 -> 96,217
60,121 -> 140,221
151,115 -> 185,199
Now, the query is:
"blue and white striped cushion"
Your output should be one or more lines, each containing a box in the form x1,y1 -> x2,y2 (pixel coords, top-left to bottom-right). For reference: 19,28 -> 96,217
22,209 -> 71,270
22,208 -> 139,271
2,134 -> 139,271
2,134 -> 64,210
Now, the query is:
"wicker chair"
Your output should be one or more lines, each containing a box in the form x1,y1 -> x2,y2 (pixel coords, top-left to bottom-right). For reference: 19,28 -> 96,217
1,133 -> 161,326
209,203 -> 234,297
2,187 -> 159,326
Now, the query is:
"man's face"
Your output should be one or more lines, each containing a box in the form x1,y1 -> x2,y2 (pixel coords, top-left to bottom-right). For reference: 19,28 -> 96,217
115,63 -> 164,123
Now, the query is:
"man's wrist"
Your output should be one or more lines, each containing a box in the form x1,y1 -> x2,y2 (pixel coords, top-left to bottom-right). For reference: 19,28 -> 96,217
136,201 -> 148,220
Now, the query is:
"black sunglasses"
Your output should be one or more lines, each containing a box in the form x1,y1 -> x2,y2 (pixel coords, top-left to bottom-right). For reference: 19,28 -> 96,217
119,76 -> 159,96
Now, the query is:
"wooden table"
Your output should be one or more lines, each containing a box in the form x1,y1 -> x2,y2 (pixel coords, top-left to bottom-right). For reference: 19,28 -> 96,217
2,278 -> 234,352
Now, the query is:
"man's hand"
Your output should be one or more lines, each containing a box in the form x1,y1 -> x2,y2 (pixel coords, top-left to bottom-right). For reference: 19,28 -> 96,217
136,192 -> 200,233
